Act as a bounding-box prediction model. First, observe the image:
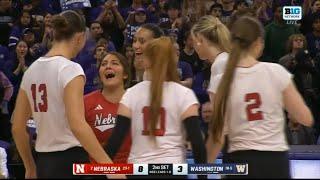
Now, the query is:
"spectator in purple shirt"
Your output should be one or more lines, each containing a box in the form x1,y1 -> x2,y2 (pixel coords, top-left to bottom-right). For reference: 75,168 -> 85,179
124,8 -> 147,44
4,40 -> 33,115
75,22 -> 115,74
76,21 -> 117,95
0,71 -> 13,141
83,43 -> 108,94
220,0 -> 235,25
87,21 -> 116,52
96,0 -> 126,51
0,0 -> 18,46
8,10 -> 32,50
87,0 -> 105,23
0,45 -> 9,72
159,0 -> 181,31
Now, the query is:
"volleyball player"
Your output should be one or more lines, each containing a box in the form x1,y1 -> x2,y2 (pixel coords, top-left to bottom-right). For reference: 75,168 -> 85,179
191,15 -> 231,101
207,16 -> 313,178
104,37 -> 206,171
189,16 -> 231,126
131,23 -> 163,85
85,52 -> 131,163
11,10 -> 123,178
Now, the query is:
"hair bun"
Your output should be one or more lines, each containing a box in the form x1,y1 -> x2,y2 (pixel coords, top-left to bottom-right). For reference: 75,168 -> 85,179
52,15 -> 69,34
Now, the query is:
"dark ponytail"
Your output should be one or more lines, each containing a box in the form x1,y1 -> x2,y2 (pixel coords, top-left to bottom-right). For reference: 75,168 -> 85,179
140,23 -> 164,38
51,10 -> 86,41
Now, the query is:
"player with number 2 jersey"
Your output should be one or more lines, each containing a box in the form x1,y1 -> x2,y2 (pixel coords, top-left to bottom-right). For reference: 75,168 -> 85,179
207,17 -> 313,178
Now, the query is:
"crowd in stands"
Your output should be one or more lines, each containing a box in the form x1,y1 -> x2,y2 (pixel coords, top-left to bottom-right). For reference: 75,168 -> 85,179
0,0 -> 320,178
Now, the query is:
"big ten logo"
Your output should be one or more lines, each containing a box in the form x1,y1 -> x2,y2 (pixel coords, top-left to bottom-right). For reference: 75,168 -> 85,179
283,6 -> 302,20
133,164 -> 148,175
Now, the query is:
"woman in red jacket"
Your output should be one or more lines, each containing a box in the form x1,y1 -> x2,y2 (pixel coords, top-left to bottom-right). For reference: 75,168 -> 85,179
84,52 -> 131,163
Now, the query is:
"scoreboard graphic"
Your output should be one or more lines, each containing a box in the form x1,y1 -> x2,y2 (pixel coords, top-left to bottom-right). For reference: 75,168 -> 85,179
73,163 -> 248,176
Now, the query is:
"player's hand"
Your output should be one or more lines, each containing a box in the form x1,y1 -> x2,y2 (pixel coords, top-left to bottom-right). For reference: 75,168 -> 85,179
107,174 -> 127,179
202,102 -> 213,123
288,120 -> 300,131
25,164 -> 37,179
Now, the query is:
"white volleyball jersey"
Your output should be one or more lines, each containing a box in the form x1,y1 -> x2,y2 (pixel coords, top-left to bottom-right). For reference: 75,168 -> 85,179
208,52 -> 229,93
120,81 -> 199,164
20,56 -> 85,152
209,62 -> 291,152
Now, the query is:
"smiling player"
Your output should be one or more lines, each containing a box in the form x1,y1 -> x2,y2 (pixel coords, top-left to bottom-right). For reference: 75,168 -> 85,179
85,52 -> 132,163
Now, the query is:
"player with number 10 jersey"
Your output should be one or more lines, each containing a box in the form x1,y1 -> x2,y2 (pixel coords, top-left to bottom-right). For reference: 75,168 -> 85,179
105,37 -> 207,165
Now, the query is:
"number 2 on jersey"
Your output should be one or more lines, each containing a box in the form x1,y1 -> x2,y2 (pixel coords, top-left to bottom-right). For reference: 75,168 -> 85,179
31,84 -> 48,112
245,93 -> 263,121
142,106 -> 166,136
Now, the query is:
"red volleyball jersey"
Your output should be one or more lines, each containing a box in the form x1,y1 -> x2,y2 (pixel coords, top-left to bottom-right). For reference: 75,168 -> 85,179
84,90 -> 131,163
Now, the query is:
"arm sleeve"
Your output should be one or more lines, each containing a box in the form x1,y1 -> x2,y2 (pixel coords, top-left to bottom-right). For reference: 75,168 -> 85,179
104,115 -> 131,160
183,116 -> 207,164
59,63 -> 85,88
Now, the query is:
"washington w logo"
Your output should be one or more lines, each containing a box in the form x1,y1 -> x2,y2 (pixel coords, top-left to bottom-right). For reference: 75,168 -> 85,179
236,164 -> 248,175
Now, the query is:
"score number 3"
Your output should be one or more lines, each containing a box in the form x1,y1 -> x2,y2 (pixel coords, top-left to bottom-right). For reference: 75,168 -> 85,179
245,93 -> 263,121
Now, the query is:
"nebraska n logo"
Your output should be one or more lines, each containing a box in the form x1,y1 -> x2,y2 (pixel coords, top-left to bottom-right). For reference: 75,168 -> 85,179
73,164 -> 85,174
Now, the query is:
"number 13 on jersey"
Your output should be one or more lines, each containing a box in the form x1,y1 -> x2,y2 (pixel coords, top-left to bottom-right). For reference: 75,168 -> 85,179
31,84 -> 48,112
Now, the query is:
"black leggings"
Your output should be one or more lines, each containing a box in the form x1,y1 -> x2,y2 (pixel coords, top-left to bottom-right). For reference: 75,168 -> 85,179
224,150 -> 290,179
36,147 -> 89,179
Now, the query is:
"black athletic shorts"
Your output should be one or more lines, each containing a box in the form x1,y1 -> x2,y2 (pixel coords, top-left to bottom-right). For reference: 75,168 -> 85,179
224,150 -> 290,179
36,146 -> 89,179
